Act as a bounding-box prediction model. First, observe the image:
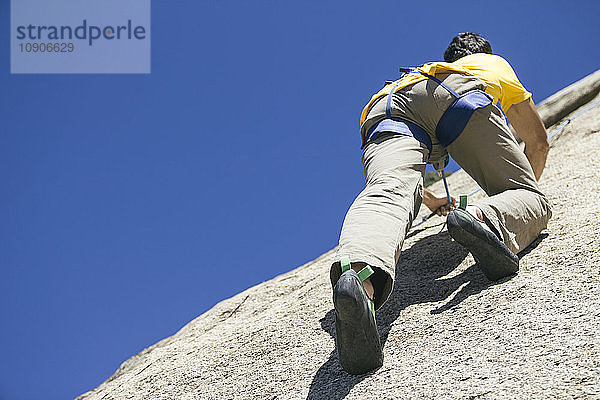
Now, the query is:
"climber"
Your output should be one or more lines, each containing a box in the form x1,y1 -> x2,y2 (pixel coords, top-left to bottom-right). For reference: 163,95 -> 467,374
330,32 -> 552,375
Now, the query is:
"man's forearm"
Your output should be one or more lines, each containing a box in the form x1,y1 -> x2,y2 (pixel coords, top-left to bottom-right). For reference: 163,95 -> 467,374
506,98 -> 550,181
524,143 -> 549,181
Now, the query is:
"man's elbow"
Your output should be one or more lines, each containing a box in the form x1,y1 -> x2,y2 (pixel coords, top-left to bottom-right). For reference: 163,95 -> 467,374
542,139 -> 550,153
525,137 -> 549,168
540,132 -> 550,152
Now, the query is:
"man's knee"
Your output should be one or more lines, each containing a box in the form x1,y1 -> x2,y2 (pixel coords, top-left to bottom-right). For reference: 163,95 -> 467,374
539,193 -> 553,223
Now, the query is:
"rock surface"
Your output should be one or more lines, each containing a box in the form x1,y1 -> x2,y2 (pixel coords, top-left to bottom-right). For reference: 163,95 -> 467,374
77,72 -> 600,400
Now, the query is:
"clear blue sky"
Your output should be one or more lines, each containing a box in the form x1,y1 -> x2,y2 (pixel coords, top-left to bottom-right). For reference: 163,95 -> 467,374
1,1 -> 598,399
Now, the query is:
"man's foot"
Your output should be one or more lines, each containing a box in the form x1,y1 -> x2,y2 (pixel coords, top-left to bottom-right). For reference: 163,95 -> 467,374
334,266 -> 383,375
447,208 -> 518,281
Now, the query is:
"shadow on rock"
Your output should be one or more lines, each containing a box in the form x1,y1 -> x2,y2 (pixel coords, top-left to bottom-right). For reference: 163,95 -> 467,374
305,312 -> 375,400
430,232 -> 549,314
517,233 -> 548,258
307,231 -> 514,400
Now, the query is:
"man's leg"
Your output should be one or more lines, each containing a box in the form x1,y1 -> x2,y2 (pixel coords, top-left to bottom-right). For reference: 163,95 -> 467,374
446,105 -> 552,263
330,133 -> 428,374
331,133 -> 429,309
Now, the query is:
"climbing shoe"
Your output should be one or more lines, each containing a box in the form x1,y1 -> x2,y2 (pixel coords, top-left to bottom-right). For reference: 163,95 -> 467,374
447,209 -> 518,281
333,257 -> 383,375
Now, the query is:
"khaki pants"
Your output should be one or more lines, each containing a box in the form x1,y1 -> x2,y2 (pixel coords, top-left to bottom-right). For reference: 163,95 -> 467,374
331,73 -> 552,310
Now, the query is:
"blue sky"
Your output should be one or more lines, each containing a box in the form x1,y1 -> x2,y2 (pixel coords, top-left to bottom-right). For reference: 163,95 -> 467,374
1,1 -> 599,399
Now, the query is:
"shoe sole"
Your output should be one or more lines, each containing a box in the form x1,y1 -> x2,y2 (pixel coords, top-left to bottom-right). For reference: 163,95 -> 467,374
334,270 -> 383,375
447,210 -> 518,281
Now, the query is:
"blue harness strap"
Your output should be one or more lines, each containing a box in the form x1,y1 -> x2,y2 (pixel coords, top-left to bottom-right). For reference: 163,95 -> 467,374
436,89 -> 493,146
413,71 -> 460,97
411,69 -> 493,147
361,118 -> 432,152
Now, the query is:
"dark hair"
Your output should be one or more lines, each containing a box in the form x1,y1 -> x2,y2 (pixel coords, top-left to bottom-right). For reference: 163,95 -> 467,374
444,32 -> 492,62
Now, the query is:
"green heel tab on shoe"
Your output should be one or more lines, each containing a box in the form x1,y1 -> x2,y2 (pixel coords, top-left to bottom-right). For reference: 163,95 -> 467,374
340,256 -> 351,273
459,195 -> 468,210
357,266 -> 374,282
340,257 -> 374,282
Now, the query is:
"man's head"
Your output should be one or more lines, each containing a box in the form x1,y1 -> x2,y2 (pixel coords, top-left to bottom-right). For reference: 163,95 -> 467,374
444,32 -> 492,63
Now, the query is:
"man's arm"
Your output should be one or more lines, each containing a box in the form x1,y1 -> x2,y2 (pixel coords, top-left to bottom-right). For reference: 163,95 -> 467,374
505,98 -> 550,181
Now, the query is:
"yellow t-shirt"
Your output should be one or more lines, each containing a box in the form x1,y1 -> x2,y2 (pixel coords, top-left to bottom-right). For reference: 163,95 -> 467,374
360,53 -> 531,126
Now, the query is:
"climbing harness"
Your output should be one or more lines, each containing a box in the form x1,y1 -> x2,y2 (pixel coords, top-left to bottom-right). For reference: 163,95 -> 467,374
362,67 -> 493,151
401,68 -> 494,147
362,118 -> 431,151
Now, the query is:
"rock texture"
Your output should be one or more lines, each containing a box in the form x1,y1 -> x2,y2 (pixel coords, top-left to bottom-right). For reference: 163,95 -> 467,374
536,69 -> 600,128
77,71 -> 600,400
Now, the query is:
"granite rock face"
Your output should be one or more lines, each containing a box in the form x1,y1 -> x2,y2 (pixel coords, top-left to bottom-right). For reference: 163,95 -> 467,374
77,71 -> 600,400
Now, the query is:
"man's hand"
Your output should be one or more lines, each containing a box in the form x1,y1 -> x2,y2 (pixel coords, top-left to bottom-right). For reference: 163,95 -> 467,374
506,98 -> 550,181
423,188 -> 455,216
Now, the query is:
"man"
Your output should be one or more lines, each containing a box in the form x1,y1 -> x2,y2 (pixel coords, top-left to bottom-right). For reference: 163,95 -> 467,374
331,33 -> 551,375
